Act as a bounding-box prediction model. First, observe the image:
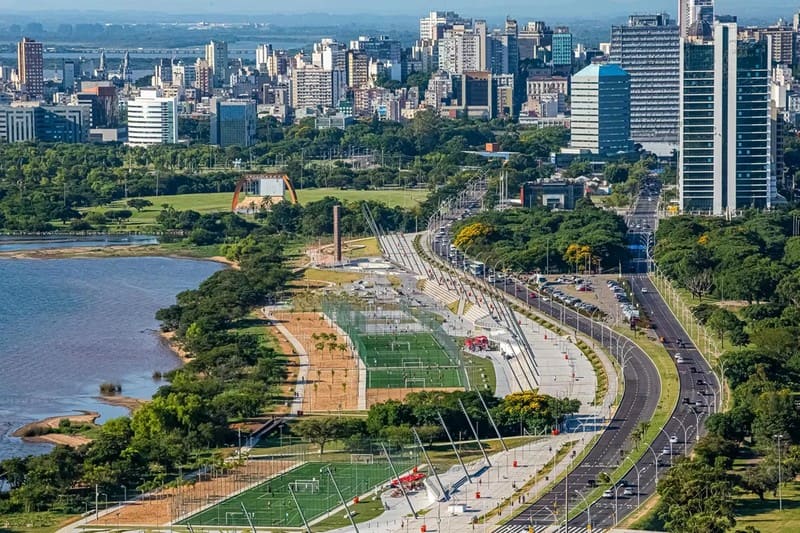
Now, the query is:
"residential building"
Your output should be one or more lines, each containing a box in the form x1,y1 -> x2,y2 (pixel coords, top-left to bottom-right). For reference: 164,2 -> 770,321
205,40 -> 229,87
420,11 -> 468,42
525,75 -> 569,115
610,13 -> 680,152
518,21 -> 552,61
489,19 -> 520,75
438,24 -> 488,74
194,59 -> 213,96
62,60 -> 76,92
551,28 -> 573,68
292,65 -> 340,110
570,63 -> 632,155
256,44 -> 272,73
172,62 -> 196,88
126,88 -> 178,146
679,21 -> 772,214
210,98 -> 257,147
17,37 -> 44,99
740,23 -> 796,67
75,85 -> 118,128
442,71 -> 515,119
346,50 -> 370,89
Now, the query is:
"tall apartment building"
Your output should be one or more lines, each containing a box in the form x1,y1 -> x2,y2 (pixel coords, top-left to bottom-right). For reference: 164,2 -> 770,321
17,37 -> 44,99
419,11 -> 468,41
210,99 -> 257,147
438,24 -> 487,74
570,63 -> 632,155
194,59 -> 213,96
679,21 -> 772,214
551,28 -> 573,68
740,24 -> 796,67
126,88 -> 178,146
610,13 -> 680,151
346,50 -> 370,89
172,62 -> 196,88
256,44 -> 273,73
292,65 -> 341,110
205,40 -> 229,87
680,0 -> 714,37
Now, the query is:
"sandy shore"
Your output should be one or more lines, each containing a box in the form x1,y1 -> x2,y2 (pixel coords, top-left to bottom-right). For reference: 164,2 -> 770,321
97,394 -> 148,412
12,411 -> 99,448
160,330 -> 192,363
0,245 -> 239,269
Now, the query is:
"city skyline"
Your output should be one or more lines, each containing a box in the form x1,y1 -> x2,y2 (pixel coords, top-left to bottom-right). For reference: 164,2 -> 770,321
0,0 -> 791,19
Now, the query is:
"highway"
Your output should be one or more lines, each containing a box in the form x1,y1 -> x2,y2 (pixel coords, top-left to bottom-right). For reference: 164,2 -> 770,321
426,181 -> 719,532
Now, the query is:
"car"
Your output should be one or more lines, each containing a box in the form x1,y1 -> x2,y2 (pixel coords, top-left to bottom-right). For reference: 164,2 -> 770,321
528,292 -> 538,299
676,356 -> 685,364
641,287 -> 648,293
587,479 -> 597,487
669,435 -> 678,444
662,446 -> 671,455
602,489 -> 614,499
623,487 -> 634,496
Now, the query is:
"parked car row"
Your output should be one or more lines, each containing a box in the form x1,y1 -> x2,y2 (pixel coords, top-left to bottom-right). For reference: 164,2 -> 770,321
607,279 -> 639,320
540,284 -> 599,314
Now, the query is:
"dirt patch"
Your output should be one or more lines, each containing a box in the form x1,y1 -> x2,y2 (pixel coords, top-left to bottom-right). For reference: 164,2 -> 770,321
97,395 -> 148,412
366,387 -> 462,408
13,411 -> 99,438
89,459 -> 298,526
262,316 -> 302,415
272,312 -> 359,412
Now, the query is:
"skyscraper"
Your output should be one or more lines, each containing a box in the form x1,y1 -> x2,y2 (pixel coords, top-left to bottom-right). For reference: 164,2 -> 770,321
210,99 -> 257,147
127,88 -> 178,146
551,28 -> 573,68
570,63 -> 632,155
679,0 -> 714,38
205,40 -> 229,87
419,11 -> 467,42
610,13 -> 680,151
679,21 -> 771,214
17,37 -> 44,99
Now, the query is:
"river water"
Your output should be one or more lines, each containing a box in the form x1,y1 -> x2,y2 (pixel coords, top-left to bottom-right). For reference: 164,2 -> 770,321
0,256 -> 222,460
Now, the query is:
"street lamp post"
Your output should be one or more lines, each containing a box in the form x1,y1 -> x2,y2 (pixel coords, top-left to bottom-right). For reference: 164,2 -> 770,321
659,427 -> 673,465
674,419 -> 690,455
574,490 -> 592,531
623,456 -> 642,509
646,443 -> 660,483
121,485 -> 127,504
775,434 -> 784,512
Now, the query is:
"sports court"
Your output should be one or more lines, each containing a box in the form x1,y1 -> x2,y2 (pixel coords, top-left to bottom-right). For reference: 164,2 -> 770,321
180,457 -> 414,528
321,298 -> 467,391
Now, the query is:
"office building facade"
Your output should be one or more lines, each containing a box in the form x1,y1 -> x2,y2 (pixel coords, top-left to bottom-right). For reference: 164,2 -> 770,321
611,13 -> 680,150
680,0 -> 714,37
570,63 -> 632,155
126,89 -> 178,146
210,99 -> 257,147
552,28 -> 573,68
679,22 -> 772,214
17,37 -> 44,99
205,40 -> 229,87
0,104 -> 90,143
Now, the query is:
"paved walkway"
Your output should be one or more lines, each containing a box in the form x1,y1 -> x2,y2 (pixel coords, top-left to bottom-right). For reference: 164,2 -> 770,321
262,306 -> 310,415
325,432 -> 601,533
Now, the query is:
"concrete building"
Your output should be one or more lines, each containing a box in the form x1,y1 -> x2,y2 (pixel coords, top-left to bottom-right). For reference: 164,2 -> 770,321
205,40 -> 229,87
17,37 -> 44,99
441,71 -> 515,119
291,65 -> 341,110
256,44 -> 272,73
520,180 -> 586,209
680,0 -> 714,38
740,24 -> 796,67
551,28 -> 573,68
194,59 -> 213,96
679,21 -> 772,214
526,75 -> 569,114
419,11 -> 468,42
489,20 -> 520,75
610,13 -> 680,152
570,63 -> 632,155
126,88 -> 178,146
519,21 -> 552,61
75,85 -> 118,128
346,50 -> 370,89
438,24 -> 488,74
0,103 -> 90,143
210,99 -> 257,147
62,60 -> 76,93
172,62 -> 196,88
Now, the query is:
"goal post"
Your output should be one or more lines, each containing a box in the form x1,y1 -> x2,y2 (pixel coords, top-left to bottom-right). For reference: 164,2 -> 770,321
288,479 -> 320,493
402,358 -> 423,368
350,454 -> 375,464
405,377 -> 426,388
391,341 -> 411,351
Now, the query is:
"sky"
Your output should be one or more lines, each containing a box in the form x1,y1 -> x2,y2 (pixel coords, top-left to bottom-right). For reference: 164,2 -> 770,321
0,0 -> 791,19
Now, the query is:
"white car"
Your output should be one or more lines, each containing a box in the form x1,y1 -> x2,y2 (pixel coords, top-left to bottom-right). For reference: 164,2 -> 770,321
669,435 -> 678,444
641,287 -> 648,293
623,487 -> 634,496
602,489 -> 614,499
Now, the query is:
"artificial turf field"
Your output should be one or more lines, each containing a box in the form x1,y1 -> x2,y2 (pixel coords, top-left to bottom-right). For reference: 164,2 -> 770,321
180,460 -> 414,528
359,333 -> 463,388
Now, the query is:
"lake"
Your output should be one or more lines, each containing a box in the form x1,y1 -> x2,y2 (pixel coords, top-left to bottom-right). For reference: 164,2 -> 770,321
0,256 -> 222,460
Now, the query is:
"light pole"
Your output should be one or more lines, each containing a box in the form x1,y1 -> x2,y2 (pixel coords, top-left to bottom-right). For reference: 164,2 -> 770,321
646,443 -> 660,483
623,456 -> 642,509
775,433 -> 784,511
659,427 -> 673,465
674,418 -> 690,455
121,485 -> 127,504
574,490 -> 592,531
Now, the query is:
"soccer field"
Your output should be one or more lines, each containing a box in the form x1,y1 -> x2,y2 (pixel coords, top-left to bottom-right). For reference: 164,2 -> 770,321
180,460 -> 413,528
360,333 -> 464,389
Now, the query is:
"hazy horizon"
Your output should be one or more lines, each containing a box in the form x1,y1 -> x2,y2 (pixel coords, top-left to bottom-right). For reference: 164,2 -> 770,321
0,0 -> 793,19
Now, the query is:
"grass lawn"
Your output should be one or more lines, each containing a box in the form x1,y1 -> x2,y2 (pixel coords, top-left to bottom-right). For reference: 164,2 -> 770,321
88,188 -> 428,229
733,481 -> 800,532
312,496 -> 387,531
0,512 -> 80,533
463,352 -> 497,395
302,268 -> 364,285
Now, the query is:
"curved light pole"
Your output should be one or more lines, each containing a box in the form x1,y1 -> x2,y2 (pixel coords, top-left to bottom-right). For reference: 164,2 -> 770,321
646,444 -> 660,483
574,490 -> 593,531
775,434 -> 784,512
674,418 -> 691,455
623,455 -> 642,509
659,427 -> 673,465
687,407 -> 703,441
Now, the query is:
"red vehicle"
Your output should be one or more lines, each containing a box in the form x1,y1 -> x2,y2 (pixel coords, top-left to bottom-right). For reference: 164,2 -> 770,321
465,336 -> 490,351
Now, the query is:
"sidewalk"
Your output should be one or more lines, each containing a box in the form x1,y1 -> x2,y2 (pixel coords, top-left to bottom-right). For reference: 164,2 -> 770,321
262,305 -> 310,415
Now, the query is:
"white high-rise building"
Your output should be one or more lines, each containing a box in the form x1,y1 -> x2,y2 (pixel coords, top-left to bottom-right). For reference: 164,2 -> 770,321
171,62 -> 195,88
127,88 -> 178,146
437,25 -> 487,74
256,44 -> 272,73
205,40 -> 229,86
419,11 -> 467,42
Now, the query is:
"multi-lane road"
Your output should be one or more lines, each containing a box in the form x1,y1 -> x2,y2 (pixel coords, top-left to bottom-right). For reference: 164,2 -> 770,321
427,184 -> 719,532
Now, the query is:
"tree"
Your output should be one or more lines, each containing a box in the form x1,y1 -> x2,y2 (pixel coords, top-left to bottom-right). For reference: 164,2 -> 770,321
292,417 -> 347,455
706,308 -> 743,348
685,270 -> 714,300
126,198 -> 153,212
739,461 -> 778,501
752,390 -> 800,448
